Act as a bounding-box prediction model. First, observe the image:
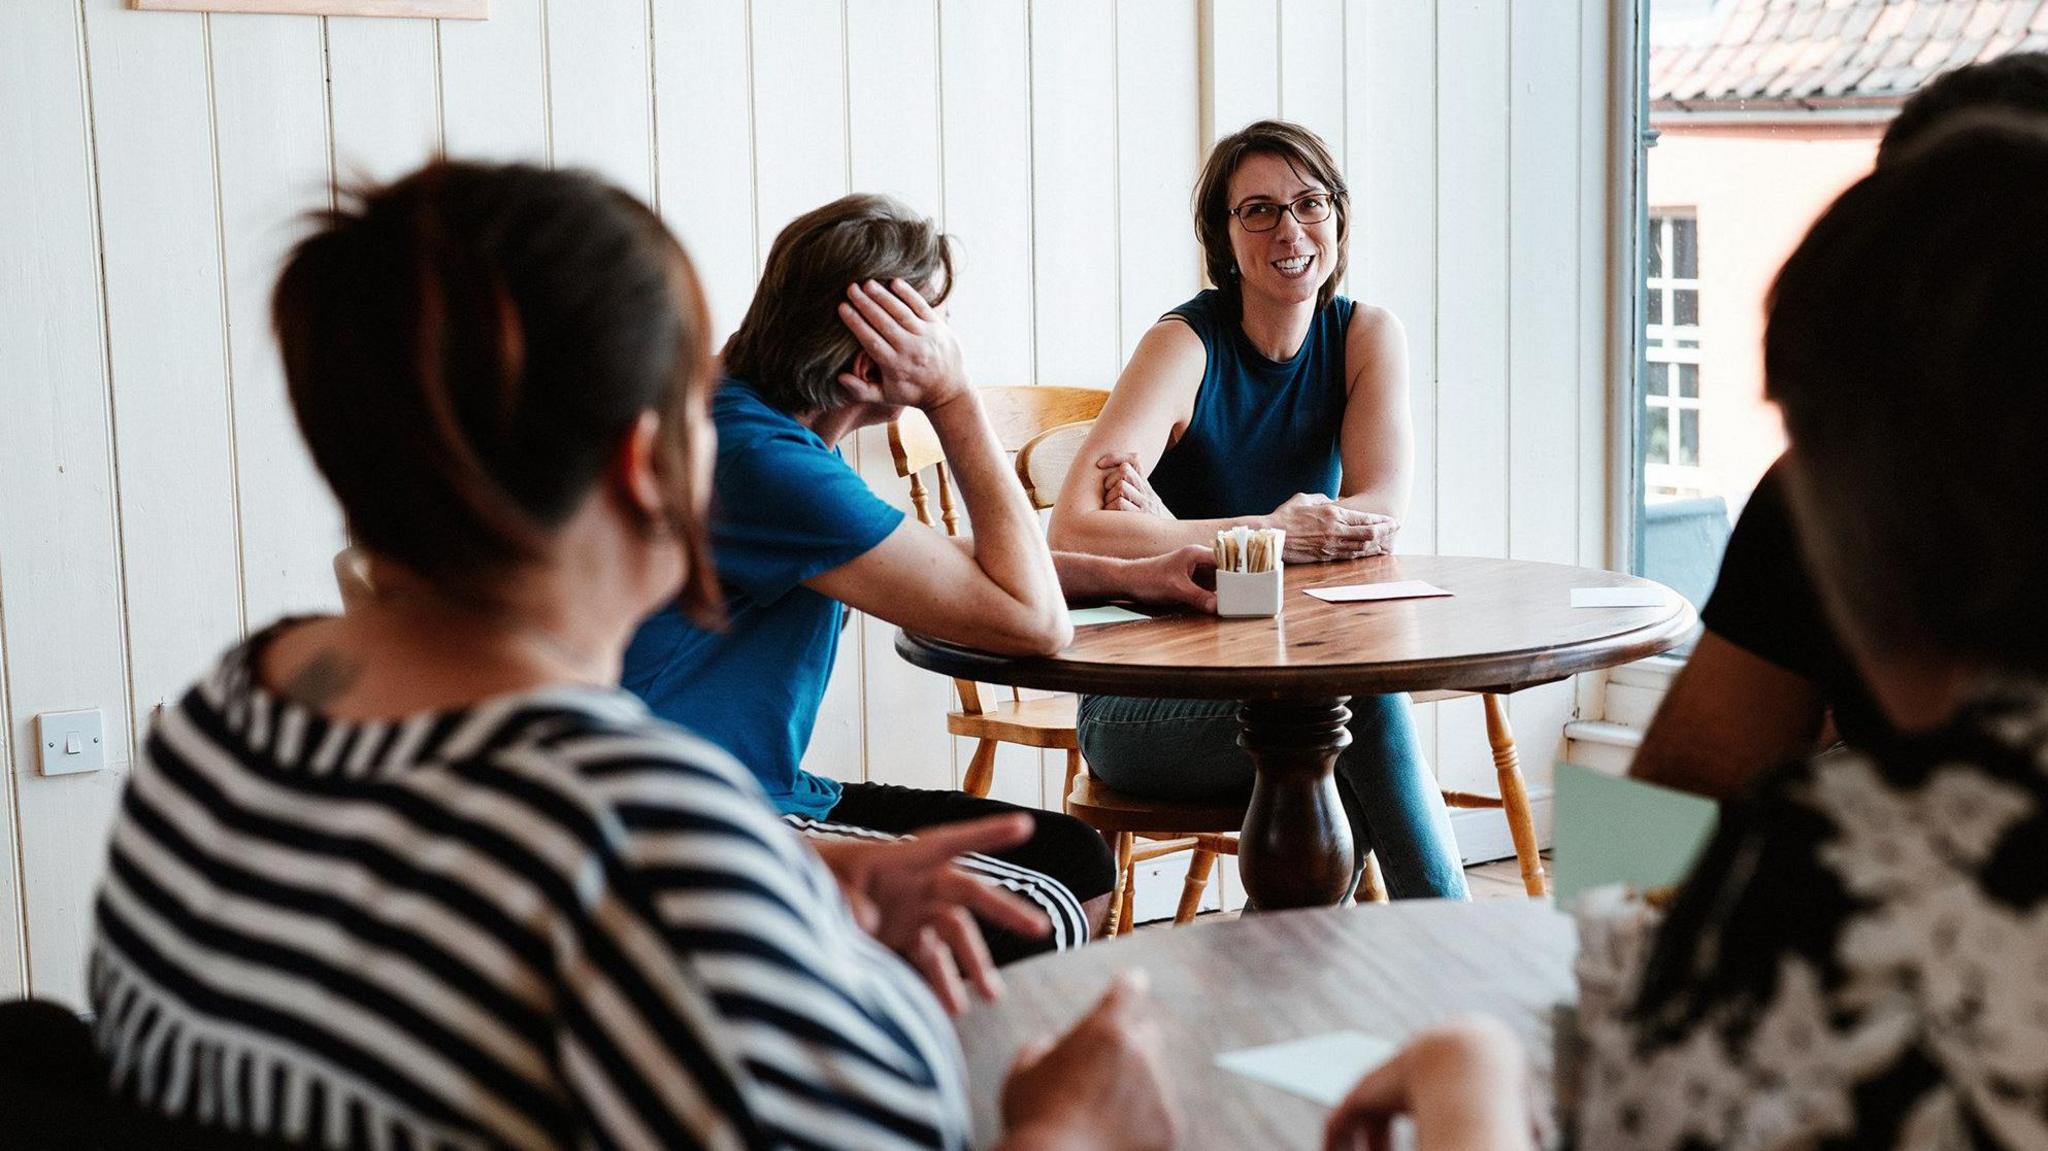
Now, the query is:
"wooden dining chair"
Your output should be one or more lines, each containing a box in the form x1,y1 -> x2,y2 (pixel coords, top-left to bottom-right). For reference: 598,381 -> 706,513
1017,419 -> 1244,932
885,386 -> 1109,800
1016,421 -> 1551,931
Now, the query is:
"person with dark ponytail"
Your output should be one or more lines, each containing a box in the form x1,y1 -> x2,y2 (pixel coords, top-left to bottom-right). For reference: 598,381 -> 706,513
1322,112 -> 2048,1151
87,161 -> 1175,1151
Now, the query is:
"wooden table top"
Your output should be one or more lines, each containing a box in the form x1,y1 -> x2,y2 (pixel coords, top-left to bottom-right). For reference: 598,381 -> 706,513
898,554 -> 1696,699
959,900 -> 1577,1150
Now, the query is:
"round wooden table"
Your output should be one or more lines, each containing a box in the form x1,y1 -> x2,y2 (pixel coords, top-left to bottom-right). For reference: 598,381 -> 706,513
896,555 -> 1694,909
959,900 -> 1578,1149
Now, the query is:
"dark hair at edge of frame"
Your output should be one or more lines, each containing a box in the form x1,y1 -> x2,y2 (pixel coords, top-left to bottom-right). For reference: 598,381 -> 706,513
1191,119 -> 1350,324
1765,113 -> 2048,672
1627,118 -> 2048,1040
1878,51 -> 2048,165
721,193 -> 954,415
272,159 -> 723,626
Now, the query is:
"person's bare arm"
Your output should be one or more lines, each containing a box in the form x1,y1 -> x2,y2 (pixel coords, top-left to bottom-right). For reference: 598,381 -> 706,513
807,280 -> 1069,655
1333,304 -> 1414,522
1053,546 -> 1217,615
1047,320 -> 1392,562
1629,630 -> 1828,800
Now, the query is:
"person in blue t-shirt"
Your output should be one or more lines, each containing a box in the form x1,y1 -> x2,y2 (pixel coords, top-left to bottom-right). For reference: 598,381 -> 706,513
624,193 -> 1217,974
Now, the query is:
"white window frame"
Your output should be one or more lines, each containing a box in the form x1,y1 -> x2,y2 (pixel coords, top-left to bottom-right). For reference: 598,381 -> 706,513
1644,210 -> 1706,495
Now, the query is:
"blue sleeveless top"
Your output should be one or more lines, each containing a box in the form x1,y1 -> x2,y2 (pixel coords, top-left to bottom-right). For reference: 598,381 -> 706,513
1145,289 -> 1354,519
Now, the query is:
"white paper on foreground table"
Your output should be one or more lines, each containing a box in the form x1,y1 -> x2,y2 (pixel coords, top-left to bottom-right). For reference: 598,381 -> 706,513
1302,580 -> 1453,604
1214,1030 -> 1399,1105
1568,586 -> 1670,609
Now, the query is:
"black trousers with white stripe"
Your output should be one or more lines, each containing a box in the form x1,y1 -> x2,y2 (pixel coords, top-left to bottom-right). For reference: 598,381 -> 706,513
789,782 -> 1117,964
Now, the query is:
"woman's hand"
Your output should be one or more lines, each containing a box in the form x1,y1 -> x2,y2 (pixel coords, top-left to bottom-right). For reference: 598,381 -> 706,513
1096,453 -> 1176,519
836,277 -> 970,412
808,815 -> 1050,1015
1323,1018 -> 1534,1151
1120,546 -> 1218,614
1270,493 -> 1399,563
999,971 -> 1180,1151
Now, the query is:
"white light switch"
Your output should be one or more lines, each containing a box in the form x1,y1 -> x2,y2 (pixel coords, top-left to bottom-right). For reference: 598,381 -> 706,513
35,708 -> 105,776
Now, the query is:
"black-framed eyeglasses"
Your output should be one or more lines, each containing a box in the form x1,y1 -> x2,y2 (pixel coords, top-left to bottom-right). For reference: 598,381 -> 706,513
1229,192 -> 1336,233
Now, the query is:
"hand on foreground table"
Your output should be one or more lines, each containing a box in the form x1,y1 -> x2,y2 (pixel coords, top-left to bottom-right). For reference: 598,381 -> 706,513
1323,1017 -> 1535,1151
1121,545 -> 1218,614
1269,494 -> 1398,563
999,970 -> 1180,1151
808,814 -> 1049,1015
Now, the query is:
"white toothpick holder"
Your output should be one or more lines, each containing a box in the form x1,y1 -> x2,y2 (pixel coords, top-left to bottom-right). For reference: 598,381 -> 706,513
1215,566 -> 1283,618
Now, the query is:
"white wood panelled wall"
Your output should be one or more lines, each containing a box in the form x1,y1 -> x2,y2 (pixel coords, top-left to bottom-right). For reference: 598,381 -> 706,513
0,0 -> 1621,1006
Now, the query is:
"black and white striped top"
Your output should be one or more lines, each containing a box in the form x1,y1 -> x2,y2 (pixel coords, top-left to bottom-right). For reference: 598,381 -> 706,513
91,626 -> 970,1151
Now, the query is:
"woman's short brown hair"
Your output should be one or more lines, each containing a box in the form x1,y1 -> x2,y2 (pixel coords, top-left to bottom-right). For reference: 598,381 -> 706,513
723,194 -> 954,414
1192,120 -> 1351,320
273,160 -> 721,624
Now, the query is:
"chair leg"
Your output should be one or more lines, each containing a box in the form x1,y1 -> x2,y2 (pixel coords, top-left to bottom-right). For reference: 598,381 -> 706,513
1483,694 -> 1548,897
1104,833 -> 1134,938
1175,848 -> 1218,924
961,739 -> 999,798
1355,851 -> 1388,903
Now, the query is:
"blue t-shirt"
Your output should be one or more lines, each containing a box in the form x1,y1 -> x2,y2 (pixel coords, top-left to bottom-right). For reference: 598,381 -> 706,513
621,382 -> 905,819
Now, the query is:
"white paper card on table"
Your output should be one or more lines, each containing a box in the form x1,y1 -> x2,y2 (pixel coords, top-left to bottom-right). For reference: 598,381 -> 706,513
1302,580 -> 1453,604
1067,605 -> 1150,627
1214,1031 -> 1399,1106
1569,586 -> 1671,609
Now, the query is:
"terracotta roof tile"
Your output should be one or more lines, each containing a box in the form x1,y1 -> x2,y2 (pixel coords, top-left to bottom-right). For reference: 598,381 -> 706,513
1653,0 -> 2048,110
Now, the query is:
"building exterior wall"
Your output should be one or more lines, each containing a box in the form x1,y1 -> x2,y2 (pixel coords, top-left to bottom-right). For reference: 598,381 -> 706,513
1646,124 -> 1882,510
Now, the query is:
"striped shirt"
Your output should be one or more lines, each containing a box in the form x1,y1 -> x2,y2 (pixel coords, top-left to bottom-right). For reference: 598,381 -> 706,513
90,627 -> 970,1151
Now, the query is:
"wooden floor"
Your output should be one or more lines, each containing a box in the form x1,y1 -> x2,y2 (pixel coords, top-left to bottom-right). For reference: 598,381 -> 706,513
1464,853 -> 1552,902
1134,852 -> 1552,933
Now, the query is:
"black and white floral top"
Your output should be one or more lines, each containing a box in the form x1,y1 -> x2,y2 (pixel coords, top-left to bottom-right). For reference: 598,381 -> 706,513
1578,679 -> 2048,1150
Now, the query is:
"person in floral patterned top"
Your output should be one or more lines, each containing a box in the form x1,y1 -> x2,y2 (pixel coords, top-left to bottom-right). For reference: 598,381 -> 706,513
1321,88 -> 2048,1151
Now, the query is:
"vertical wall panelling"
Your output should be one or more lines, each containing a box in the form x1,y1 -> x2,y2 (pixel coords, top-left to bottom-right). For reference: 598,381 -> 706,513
546,0 -> 655,200
847,0 -> 957,793
64,0 -> 240,1007
651,0 -> 757,337
1027,0 -> 1119,801
1029,0 -> 1120,391
1505,1 -> 1587,782
748,0 -> 865,786
749,0 -> 851,258
1431,1 -> 1511,794
939,0 -> 1041,807
1113,0 -> 1202,363
439,0 -> 549,163
326,16 -> 441,182
0,0 -> 128,1002
1277,0 -> 1345,163
1202,0 -> 1279,142
211,13 -> 348,628
1351,0 -> 1441,764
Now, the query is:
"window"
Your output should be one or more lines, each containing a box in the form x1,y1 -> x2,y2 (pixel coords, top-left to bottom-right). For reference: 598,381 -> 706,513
1631,0 -> 1964,613
1644,211 -> 1703,495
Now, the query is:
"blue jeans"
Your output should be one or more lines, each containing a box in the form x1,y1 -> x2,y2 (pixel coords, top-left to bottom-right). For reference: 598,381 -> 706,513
1075,693 -> 1469,900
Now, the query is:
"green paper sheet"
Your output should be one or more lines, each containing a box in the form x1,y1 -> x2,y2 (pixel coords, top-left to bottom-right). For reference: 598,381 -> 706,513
1551,761 -> 1719,904
1068,605 -> 1150,627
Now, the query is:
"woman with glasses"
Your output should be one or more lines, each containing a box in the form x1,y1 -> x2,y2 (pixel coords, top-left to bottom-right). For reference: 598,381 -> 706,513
1047,120 -> 1466,902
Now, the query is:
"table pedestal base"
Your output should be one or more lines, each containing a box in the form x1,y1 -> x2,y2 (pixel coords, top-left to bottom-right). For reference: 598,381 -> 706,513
1235,697 -> 1356,910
